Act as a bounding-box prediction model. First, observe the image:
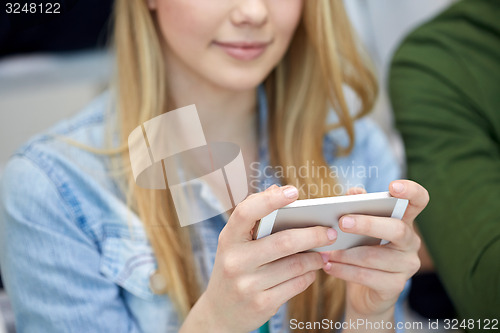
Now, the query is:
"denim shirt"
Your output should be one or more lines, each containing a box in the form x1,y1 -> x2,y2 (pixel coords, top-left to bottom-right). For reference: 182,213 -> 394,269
0,86 -> 408,333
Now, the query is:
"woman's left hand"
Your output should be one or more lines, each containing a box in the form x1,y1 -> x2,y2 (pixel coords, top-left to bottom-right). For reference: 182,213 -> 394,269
321,180 -> 429,317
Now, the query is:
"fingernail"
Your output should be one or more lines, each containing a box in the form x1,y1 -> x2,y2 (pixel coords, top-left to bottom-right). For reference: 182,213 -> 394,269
327,228 -> 337,240
320,252 -> 329,264
341,216 -> 355,229
282,186 -> 298,199
392,182 -> 405,193
325,262 -> 332,271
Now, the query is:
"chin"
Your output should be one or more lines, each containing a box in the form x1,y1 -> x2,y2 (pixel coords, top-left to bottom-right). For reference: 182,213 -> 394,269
210,67 -> 271,92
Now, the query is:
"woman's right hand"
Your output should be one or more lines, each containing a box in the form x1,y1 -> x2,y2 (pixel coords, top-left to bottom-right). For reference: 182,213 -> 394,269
182,184 -> 338,333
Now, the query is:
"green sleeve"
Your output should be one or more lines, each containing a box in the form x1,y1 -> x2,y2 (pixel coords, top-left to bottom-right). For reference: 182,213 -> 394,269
389,4 -> 500,322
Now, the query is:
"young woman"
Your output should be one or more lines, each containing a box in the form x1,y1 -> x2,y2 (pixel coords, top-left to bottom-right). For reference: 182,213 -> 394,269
0,0 -> 428,332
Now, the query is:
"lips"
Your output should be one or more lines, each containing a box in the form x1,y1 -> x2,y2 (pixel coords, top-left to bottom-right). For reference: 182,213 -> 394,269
213,40 -> 272,61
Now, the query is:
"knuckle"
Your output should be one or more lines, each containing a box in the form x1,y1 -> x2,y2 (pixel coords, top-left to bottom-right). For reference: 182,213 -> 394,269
294,272 -> 315,294
294,275 -> 309,293
245,192 -> 259,202
263,191 -> 276,211
221,253 -> 240,278
232,203 -> 249,221
252,293 -> 272,315
413,185 -> 430,210
414,234 -> 422,251
393,277 -> 407,294
217,229 -> 230,248
274,231 -> 295,254
288,257 -> 306,276
422,188 -> 430,206
394,223 -> 407,242
357,268 -> 372,284
315,255 -> 325,268
234,277 -> 252,298
217,230 -> 226,246
266,184 -> 279,192
409,256 -> 421,275
365,248 -> 380,264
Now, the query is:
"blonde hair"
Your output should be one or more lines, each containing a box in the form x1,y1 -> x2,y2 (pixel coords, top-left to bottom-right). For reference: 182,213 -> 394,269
69,0 -> 378,331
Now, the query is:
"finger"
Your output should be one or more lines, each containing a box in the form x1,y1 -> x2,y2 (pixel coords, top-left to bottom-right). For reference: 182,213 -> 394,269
224,184 -> 299,242
346,187 -> 367,195
251,226 -> 337,264
323,262 -> 408,298
389,180 -> 430,225
339,214 -> 416,250
256,252 -> 325,290
264,270 -> 317,309
323,246 -> 420,274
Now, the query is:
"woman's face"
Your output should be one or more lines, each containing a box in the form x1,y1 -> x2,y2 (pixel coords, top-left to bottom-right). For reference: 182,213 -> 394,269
148,0 -> 303,92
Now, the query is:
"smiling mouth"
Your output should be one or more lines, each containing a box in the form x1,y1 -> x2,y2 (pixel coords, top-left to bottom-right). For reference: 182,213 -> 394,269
213,40 -> 272,61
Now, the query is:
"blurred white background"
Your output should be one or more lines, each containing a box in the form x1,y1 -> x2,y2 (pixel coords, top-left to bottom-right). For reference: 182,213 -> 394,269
0,50 -> 111,173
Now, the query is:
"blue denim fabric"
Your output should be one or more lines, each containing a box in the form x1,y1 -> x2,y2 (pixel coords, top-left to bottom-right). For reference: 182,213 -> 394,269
0,86 -> 407,333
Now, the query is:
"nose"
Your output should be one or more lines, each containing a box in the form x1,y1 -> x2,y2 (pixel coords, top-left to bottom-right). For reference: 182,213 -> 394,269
230,0 -> 268,27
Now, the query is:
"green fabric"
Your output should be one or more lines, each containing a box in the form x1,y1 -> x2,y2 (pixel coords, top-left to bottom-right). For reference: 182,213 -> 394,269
258,321 -> 270,333
389,0 -> 500,326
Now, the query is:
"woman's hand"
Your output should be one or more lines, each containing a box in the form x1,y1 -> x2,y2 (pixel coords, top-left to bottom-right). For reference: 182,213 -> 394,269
321,180 -> 429,319
181,184 -> 337,333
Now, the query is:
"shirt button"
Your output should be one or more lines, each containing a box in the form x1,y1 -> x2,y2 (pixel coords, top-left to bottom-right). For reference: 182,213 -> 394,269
149,270 -> 167,293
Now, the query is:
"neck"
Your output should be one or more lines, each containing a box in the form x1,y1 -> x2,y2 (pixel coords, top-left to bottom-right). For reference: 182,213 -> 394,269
163,52 -> 260,192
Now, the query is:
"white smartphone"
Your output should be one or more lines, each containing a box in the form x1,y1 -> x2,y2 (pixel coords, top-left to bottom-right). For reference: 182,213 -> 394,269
253,191 -> 409,252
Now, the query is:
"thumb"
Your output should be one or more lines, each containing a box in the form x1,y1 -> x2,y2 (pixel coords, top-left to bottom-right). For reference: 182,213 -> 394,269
224,185 -> 299,242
